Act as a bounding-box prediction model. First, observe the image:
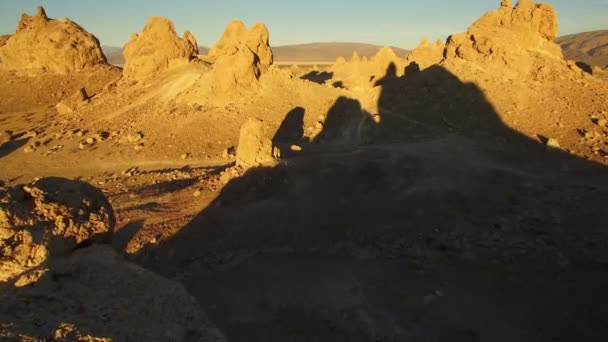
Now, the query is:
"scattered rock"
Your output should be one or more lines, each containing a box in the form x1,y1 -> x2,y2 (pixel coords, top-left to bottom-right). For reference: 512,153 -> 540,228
0,6 -> 107,74
56,88 -> 89,114
0,178 -> 115,282
595,118 -> 607,127
123,16 -> 198,79
236,118 -> 276,167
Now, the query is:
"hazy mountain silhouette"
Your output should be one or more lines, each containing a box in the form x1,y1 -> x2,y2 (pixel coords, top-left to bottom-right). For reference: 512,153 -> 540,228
102,42 -> 410,65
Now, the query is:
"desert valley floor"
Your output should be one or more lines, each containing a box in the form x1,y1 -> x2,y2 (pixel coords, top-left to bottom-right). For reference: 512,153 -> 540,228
2,1 -> 608,341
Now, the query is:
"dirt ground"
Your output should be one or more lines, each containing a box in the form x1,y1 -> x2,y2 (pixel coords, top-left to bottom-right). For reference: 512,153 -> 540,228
2,59 -> 608,341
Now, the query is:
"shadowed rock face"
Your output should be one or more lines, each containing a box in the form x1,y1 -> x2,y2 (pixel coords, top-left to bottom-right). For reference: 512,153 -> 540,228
122,16 -> 198,80
0,6 -> 107,74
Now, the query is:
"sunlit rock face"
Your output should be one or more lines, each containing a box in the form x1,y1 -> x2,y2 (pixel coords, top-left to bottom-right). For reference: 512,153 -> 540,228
0,6 -> 107,74
122,16 -> 199,80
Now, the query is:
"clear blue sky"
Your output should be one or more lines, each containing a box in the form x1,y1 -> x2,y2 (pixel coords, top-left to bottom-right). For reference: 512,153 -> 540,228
0,0 -> 606,48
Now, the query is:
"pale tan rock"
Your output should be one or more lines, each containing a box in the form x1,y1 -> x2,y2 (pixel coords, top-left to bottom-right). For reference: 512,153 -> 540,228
0,6 -> 107,74
205,20 -> 274,90
56,88 -> 88,114
123,17 -> 198,79
236,118 -> 276,167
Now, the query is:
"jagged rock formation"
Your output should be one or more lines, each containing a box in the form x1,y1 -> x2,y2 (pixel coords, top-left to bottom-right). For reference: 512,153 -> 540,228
0,245 -> 216,341
404,38 -> 446,70
443,0 -> 564,78
330,47 -> 407,89
123,16 -> 198,79
0,6 -> 107,74
205,20 -> 273,90
0,178 -> 114,282
236,118 -> 276,167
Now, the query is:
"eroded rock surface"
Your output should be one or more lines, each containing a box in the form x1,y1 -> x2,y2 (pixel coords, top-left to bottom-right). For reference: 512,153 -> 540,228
0,178 -> 114,282
0,6 -> 107,74
123,16 -> 198,79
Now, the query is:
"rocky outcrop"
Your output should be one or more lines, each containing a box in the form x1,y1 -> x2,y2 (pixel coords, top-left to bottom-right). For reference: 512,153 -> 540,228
236,118 -> 276,167
404,38 -> 446,71
0,6 -> 107,74
0,178 -> 114,282
443,0 -> 564,77
205,20 -> 273,90
123,17 -> 198,79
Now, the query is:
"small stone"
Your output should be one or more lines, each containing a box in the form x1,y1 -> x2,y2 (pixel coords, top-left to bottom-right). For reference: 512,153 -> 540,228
78,142 -> 86,150
193,190 -> 202,197
133,143 -> 144,151
180,153 -> 189,160
86,137 -> 95,144
290,145 -> 302,152
596,119 -> 607,127
546,138 -> 560,149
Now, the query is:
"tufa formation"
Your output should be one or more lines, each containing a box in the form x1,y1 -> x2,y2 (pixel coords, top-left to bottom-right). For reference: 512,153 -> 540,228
123,16 -> 199,79
443,0 -> 564,77
0,6 -> 107,74
206,20 -> 273,90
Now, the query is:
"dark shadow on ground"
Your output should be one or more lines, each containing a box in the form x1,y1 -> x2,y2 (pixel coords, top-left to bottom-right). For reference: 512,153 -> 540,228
272,106 -> 307,157
4,64 -> 603,341
130,63 -> 608,341
300,71 -> 333,84
0,137 -> 29,158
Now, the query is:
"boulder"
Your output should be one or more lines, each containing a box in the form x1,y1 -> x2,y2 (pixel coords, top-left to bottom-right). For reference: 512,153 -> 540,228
56,88 -> 89,114
236,118 -> 276,167
123,17 -> 198,79
0,178 -> 115,282
0,6 -> 107,74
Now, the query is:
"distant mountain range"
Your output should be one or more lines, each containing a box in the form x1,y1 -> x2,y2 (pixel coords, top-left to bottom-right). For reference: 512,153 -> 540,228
103,31 -> 608,68
101,43 -> 410,65
557,30 -> 608,68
